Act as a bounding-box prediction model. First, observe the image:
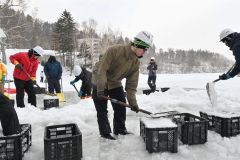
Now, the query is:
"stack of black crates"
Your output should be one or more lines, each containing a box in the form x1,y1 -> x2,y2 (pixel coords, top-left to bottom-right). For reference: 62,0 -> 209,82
0,124 -> 32,160
44,123 -> 82,160
140,113 -> 208,153
200,111 -> 240,137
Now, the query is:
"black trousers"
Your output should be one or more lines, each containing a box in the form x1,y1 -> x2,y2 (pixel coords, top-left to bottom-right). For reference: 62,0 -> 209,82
14,78 -> 36,107
148,76 -> 156,91
47,78 -> 61,94
92,86 -> 126,135
0,93 -> 21,136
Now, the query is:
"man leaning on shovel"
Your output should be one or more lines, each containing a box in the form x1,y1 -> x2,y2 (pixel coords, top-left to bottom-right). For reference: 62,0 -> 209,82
94,31 -> 154,140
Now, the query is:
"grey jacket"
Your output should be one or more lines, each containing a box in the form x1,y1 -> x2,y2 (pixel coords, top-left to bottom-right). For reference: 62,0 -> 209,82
147,62 -> 157,76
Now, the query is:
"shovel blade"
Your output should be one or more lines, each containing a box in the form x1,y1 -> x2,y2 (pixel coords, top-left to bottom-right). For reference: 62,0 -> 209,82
56,93 -> 66,102
161,87 -> 170,92
148,110 -> 179,118
206,82 -> 218,107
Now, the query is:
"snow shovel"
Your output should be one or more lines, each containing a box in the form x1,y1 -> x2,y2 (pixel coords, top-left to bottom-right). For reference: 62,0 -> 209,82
206,78 -> 220,106
56,78 -> 66,102
206,64 -> 235,106
101,96 -> 178,118
20,67 -> 41,89
206,72 -> 236,105
72,83 -> 81,99
161,87 -> 170,92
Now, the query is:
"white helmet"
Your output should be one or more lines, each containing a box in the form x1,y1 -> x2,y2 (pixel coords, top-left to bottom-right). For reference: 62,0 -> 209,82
73,65 -> 82,76
134,31 -> 153,48
219,28 -> 235,41
150,57 -> 155,60
33,46 -> 44,56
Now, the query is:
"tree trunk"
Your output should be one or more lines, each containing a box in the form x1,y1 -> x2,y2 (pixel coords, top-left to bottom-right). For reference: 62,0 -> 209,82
1,44 -> 6,64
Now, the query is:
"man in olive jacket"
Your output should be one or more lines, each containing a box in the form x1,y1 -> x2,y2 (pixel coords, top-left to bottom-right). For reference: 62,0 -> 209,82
95,31 -> 153,140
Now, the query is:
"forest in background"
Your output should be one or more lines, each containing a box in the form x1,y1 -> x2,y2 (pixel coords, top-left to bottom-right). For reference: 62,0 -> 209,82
0,0 -> 233,73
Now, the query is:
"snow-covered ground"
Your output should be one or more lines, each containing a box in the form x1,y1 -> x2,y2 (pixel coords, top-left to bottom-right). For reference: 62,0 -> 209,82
2,49 -> 240,160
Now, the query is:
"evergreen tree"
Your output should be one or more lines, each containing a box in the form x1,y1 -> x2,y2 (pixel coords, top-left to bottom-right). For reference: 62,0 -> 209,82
52,10 -> 76,69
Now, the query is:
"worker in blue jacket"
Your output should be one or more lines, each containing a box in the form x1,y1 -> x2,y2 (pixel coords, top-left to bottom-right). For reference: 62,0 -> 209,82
44,55 -> 62,94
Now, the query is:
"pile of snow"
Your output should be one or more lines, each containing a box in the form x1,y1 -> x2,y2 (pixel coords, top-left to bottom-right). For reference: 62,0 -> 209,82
2,49 -> 240,160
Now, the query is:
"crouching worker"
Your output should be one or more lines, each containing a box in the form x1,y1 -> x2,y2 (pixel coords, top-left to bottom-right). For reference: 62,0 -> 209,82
0,93 -> 21,136
70,66 -> 92,99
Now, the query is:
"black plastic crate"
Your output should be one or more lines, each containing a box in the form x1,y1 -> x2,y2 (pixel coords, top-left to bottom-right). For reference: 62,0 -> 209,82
44,98 -> 59,110
140,119 -> 178,153
200,112 -> 240,137
199,112 -> 214,130
34,87 -> 46,94
173,113 -> 208,145
0,124 -> 32,160
44,123 -> 82,160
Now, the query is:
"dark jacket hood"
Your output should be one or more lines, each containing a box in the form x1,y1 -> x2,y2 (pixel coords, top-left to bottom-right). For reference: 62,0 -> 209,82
48,56 -> 56,63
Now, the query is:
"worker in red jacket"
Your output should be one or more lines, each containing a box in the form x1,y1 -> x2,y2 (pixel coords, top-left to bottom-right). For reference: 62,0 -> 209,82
9,46 -> 44,108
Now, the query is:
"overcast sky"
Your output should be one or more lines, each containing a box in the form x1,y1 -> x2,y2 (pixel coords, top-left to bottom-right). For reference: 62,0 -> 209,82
26,0 -> 240,60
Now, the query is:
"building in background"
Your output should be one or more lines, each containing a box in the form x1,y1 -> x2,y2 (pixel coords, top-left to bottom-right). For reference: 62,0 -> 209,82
77,38 -> 101,68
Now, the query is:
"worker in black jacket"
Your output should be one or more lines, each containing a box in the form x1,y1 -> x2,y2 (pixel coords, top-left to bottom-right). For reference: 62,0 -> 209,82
219,28 -> 240,80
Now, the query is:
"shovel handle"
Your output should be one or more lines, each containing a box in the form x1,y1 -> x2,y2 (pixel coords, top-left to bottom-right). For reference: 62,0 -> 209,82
138,109 -> 152,115
101,96 -> 152,115
213,78 -> 220,83
72,84 -> 79,93
20,68 -> 41,89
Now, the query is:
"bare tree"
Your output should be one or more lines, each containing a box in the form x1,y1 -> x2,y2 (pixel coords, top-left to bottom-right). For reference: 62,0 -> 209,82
0,0 -> 26,63
81,18 -> 98,38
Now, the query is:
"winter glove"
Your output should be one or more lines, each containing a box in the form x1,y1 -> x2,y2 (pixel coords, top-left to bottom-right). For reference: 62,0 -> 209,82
78,90 -> 83,97
70,80 -> 76,85
2,75 -> 5,81
219,73 -> 231,80
15,64 -> 23,70
130,105 -> 139,113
